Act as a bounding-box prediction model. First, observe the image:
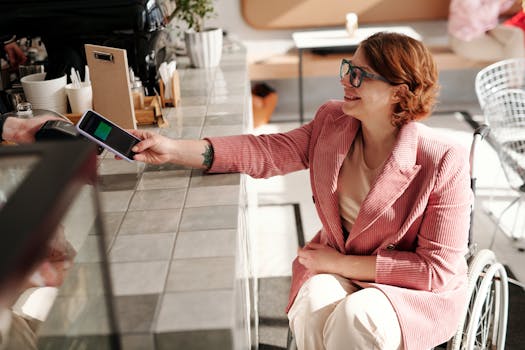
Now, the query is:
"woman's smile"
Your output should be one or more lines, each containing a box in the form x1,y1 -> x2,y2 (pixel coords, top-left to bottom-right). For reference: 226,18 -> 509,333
343,92 -> 360,102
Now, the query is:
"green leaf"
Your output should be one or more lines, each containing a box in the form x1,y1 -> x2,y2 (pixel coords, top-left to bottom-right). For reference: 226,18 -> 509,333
173,0 -> 217,32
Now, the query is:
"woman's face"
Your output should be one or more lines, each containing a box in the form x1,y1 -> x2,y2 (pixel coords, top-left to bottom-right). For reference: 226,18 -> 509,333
340,48 -> 398,125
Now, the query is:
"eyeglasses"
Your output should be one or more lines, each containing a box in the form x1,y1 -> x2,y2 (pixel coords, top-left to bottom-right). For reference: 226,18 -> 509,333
339,58 -> 392,88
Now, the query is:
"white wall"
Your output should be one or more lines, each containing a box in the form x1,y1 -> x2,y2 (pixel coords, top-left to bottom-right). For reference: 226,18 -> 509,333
207,0 -> 295,41
203,1 -> 477,116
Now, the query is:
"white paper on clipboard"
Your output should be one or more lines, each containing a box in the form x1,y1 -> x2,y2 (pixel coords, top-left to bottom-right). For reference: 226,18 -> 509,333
85,44 -> 136,129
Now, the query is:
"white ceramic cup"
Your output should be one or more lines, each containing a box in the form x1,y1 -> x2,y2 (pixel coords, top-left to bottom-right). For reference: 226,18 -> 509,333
21,73 -> 67,114
65,82 -> 93,114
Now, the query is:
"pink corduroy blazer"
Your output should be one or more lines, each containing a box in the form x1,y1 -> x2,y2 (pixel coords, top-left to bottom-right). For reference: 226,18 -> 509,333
207,100 -> 472,350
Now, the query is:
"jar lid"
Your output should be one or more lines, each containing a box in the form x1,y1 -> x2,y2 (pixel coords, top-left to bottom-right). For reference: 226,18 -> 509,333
16,102 -> 33,117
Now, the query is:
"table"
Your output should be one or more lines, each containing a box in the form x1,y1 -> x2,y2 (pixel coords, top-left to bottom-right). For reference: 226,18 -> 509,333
292,26 -> 422,123
22,47 -> 258,350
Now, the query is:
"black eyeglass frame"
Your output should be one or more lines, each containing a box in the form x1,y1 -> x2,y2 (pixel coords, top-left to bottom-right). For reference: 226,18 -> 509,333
339,58 -> 392,87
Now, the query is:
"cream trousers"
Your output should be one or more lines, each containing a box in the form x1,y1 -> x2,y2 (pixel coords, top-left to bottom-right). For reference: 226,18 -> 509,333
287,274 -> 403,350
449,25 -> 524,62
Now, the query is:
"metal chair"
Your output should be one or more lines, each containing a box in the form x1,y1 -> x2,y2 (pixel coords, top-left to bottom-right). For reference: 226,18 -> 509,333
475,58 -> 525,111
482,89 -> 525,245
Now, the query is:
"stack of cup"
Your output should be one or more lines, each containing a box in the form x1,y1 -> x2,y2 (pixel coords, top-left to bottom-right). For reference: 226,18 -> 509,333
65,82 -> 93,114
21,73 -> 68,114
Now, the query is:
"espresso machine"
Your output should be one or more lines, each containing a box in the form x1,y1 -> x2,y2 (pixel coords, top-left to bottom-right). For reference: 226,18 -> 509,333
0,0 -> 176,112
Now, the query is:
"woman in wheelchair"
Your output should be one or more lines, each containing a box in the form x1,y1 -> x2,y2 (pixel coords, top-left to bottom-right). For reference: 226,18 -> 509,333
129,32 -> 472,350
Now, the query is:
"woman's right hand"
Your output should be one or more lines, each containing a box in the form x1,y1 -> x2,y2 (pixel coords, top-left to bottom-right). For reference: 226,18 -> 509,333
127,130 -> 212,169
128,129 -> 177,164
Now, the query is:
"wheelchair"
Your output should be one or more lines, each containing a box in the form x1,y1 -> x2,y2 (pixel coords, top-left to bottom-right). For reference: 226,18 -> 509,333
286,126 -> 512,350
447,126 -> 509,350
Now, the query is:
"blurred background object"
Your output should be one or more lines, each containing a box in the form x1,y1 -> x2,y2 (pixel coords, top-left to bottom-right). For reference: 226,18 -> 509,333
0,0 -> 177,113
252,83 -> 278,128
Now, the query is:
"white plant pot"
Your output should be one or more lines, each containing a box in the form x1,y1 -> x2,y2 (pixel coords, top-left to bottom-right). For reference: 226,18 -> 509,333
184,27 -> 223,68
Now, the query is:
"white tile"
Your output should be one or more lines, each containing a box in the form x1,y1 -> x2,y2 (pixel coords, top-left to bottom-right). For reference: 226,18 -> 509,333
185,185 -> 240,207
137,170 -> 191,190
99,190 -> 133,212
128,188 -> 186,210
109,233 -> 175,262
155,290 -> 233,332
110,261 -> 169,296
173,229 -> 236,258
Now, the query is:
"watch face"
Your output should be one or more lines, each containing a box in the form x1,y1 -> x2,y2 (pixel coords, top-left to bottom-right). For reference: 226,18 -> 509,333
0,154 -> 40,207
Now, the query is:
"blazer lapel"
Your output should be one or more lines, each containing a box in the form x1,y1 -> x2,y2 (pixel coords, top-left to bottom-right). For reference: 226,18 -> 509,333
312,113 -> 359,252
347,122 -> 422,246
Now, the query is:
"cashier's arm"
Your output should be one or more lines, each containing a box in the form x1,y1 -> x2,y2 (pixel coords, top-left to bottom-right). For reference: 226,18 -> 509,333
128,129 -> 213,169
2,115 -> 62,143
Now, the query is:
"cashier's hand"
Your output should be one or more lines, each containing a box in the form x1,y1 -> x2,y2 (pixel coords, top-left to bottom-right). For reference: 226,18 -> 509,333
47,225 -> 77,263
128,129 -> 177,164
24,225 -> 75,290
2,115 -> 63,143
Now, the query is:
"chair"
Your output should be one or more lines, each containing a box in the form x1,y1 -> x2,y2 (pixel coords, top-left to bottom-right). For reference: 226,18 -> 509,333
482,89 -> 525,245
475,58 -> 525,111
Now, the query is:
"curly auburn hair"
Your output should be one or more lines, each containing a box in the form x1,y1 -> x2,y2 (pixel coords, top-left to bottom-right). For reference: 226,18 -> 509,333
359,32 -> 439,127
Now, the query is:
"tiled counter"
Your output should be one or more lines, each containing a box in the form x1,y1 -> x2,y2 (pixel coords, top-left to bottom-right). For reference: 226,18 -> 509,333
40,48 -> 258,350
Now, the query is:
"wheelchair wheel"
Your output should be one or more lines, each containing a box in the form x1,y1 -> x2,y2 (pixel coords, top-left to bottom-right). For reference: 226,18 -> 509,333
448,249 -> 509,350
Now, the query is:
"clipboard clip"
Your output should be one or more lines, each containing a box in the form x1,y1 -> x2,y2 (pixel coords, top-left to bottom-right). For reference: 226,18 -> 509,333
93,51 -> 114,62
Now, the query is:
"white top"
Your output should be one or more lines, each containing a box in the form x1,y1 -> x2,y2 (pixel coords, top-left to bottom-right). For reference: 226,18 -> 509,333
337,131 -> 383,236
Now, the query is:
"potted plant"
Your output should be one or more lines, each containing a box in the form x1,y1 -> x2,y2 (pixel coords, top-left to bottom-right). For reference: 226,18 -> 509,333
172,0 -> 223,68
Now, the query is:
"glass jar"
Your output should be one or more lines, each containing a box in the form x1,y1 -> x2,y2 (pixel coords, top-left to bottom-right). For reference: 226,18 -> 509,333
131,77 -> 145,110
0,101 -> 70,122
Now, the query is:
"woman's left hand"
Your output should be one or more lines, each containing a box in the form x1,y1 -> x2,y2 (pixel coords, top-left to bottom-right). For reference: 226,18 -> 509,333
297,242 -> 343,274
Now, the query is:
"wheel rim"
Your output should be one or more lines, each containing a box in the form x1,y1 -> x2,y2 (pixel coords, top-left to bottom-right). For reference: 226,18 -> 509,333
461,271 -> 497,349
463,263 -> 507,350
473,278 -> 496,349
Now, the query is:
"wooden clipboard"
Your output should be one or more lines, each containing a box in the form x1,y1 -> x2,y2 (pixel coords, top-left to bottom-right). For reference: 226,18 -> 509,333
85,44 -> 136,129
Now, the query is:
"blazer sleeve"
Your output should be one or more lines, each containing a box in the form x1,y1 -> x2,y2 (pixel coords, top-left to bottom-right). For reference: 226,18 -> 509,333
205,122 -> 312,178
205,101 -> 337,178
375,145 -> 472,292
